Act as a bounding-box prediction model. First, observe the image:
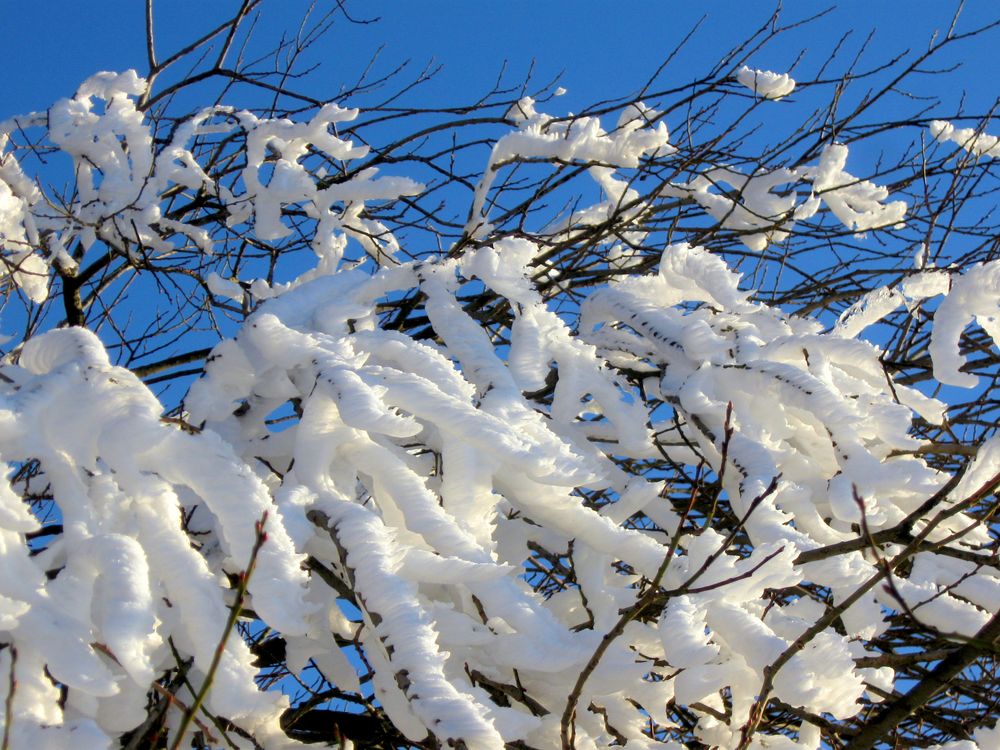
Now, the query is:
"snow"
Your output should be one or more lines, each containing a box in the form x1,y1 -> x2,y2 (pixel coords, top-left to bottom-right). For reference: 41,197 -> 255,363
0,67 -> 997,750
931,120 -> 1000,158
801,143 -> 907,234
737,66 -> 796,99
928,260 -> 1000,387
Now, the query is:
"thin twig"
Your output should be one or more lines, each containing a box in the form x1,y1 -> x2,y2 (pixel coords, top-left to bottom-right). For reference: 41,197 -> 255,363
168,512 -> 269,750
2,646 -> 16,750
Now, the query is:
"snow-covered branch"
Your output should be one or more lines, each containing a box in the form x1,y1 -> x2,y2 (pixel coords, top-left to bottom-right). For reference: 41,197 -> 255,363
1,8 -> 999,749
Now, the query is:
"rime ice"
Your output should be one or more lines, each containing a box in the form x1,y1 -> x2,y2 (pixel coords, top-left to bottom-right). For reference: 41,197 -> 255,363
0,69 -> 997,750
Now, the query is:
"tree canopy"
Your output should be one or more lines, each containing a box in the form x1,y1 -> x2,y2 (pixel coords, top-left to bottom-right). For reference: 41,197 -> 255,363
0,3 -> 998,749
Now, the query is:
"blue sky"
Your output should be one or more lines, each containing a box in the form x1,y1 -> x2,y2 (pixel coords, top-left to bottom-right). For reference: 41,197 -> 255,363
3,1 -> 997,121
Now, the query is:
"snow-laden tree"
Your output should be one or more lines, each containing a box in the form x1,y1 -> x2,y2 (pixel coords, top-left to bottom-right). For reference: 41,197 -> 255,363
1,4 -> 998,749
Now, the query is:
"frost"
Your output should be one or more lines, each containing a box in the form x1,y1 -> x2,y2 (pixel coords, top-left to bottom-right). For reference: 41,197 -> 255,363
930,120 -> 1000,159
737,66 -> 796,99
0,326 -> 308,747
206,271 -> 245,302
468,99 -> 673,239
0,69 -> 422,319
0,67 -> 997,750
675,167 -> 801,251
801,143 -> 907,233
929,259 -> 1000,387
661,142 -> 907,250
835,285 -> 906,338
0,146 -> 47,302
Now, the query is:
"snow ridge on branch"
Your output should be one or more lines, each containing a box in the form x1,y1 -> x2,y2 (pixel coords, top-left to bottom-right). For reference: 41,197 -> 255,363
0,68 -> 998,750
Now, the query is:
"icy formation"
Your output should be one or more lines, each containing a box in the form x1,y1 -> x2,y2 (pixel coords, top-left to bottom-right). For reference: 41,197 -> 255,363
0,71 -> 998,750
0,327 -> 310,748
736,66 -> 796,100
4,241 -> 996,749
930,120 -> 1000,159
0,76 -> 907,303
0,71 -> 422,307
657,143 -> 905,251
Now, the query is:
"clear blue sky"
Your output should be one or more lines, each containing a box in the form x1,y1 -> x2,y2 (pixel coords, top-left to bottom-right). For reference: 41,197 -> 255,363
2,1 -> 997,121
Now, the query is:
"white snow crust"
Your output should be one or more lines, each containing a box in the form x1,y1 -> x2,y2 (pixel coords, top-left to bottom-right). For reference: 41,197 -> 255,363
0,69 -> 997,750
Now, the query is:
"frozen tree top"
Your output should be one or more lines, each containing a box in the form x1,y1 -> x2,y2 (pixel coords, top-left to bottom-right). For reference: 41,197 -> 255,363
0,50 -> 997,750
